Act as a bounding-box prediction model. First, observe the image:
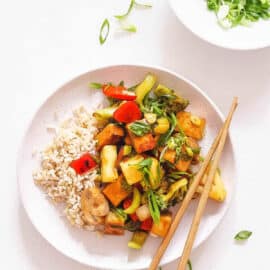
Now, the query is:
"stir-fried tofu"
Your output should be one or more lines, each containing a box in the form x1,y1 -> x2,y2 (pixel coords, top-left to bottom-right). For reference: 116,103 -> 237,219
95,123 -> 124,150
102,175 -> 130,206
127,128 -> 156,154
104,211 -> 125,235
176,112 -> 205,140
151,213 -> 172,237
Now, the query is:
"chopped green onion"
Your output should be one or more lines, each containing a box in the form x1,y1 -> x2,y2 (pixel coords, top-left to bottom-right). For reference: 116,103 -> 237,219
121,23 -> 137,32
89,82 -> 103,89
207,0 -> 270,28
135,1 -> 152,8
114,0 -> 135,20
99,18 -> 110,45
234,230 -> 252,240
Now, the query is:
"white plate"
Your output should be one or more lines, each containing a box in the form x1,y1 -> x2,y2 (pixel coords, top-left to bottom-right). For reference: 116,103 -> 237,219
17,64 -> 236,269
169,0 -> 270,50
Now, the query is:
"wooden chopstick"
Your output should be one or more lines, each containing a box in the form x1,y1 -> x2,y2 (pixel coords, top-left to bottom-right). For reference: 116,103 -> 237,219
149,97 -> 238,270
177,97 -> 238,270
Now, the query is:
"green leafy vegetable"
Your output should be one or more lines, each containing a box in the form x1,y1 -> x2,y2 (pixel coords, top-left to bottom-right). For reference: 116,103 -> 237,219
147,190 -> 160,223
187,259 -> 192,270
137,158 -> 152,187
129,121 -> 151,136
207,0 -> 270,28
89,82 -> 103,89
158,113 -> 177,146
234,230 -> 252,240
167,171 -> 193,181
112,208 -> 128,221
99,18 -> 110,45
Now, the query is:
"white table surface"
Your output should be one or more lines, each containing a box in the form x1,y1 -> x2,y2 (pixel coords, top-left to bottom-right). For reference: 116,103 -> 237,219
1,0 -> 270,269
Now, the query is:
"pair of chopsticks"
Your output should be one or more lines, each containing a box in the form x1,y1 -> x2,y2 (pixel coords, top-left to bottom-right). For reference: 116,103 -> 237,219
149,97 -> 238,270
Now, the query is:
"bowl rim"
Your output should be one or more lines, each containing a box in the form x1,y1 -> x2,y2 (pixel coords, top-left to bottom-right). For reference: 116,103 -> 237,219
17,63 -> 237,269
168,0 -> 270,51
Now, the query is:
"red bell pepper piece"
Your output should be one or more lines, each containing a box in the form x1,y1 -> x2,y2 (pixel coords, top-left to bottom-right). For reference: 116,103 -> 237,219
123,198 -> 139,221
70,153 -> 97,175
113,101 -> 142,123
140,217 -> 153,231
102,85 -> 136,101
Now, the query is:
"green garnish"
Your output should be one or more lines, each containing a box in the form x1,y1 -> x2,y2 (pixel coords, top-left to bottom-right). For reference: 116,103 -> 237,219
187,259 -> 192,270
129,121 -> 151,136
115,0 -> 152,19
112,208 -> 128,221
207,0 -> 270,29
137,158 -> 152,187
234,230 -> 252,240
166,132 -> 187,160
99,18 -> 110,45
147,190 -> 160,224
158,113 -> 177,146
89,82 -> 103,89
121,23 -> 137,32
115,0 -> 135,20
135,1 -> 152,8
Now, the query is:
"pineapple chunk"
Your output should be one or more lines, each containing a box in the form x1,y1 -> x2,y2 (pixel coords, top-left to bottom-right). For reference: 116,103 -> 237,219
120,155 -> 144,185
197,170 -> 227,202
101,145 -> 118,182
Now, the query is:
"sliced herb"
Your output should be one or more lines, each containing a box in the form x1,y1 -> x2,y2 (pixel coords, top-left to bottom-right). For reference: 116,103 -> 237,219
112,208 -> 128,221
147,190 -> 160,224
137,158 -> 152,188
234,230 -> 252,241
158,113 -> 177,146
129,121 -> 151,136
115,0 -> 152,20
207,0 -> 270,29
89,82 -> 103,89
99,18 -> 110,45
135,1 -> 152,8
168,171 -> 193,180
114,0 -> 135,19
121,23 -> 137,32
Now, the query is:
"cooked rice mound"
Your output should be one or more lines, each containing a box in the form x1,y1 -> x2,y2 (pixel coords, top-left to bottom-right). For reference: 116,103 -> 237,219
33,106 -> 99,228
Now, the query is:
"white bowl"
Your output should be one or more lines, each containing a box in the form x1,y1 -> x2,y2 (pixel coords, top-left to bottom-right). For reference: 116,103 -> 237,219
169,0 -> 270,50
17,64 -> 236,269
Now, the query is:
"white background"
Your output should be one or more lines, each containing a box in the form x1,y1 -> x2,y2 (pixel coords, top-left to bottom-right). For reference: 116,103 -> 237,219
1,0 -> 270,269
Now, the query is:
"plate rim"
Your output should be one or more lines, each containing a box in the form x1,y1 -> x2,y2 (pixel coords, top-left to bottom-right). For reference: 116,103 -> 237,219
17,63 -> 237,269
168,0 -> 270,51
